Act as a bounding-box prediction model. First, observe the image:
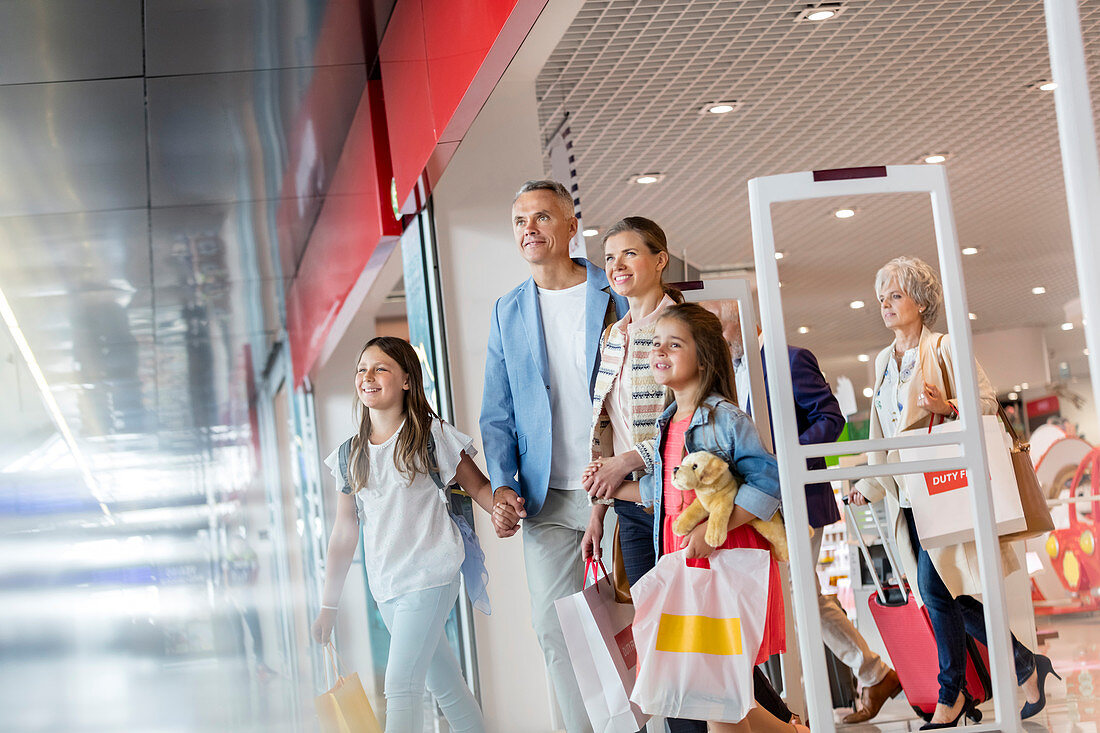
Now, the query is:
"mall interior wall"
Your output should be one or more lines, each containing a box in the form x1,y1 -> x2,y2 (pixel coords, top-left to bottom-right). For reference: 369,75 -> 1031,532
430,1 -> 587,729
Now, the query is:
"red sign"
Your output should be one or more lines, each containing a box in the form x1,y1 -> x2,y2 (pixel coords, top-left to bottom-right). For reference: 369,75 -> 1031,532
615,625 -> 637,669
925,469 -> 969,495
1026,395 -> 1060,419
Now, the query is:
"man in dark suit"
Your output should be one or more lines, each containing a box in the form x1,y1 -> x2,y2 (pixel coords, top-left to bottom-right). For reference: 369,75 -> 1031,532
705,300 -> 901,724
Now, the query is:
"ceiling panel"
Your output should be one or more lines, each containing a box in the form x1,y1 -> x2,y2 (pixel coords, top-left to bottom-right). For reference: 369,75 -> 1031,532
145,0 -> 365,76
536,0 -> 1100,392
146,64 -> 365,208
0,0 -> 143,85
0,209 -> 151,299
0,78 -> 148,217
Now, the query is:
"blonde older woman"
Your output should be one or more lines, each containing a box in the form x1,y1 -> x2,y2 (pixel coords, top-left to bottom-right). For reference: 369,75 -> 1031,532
847,256 -> 1056,728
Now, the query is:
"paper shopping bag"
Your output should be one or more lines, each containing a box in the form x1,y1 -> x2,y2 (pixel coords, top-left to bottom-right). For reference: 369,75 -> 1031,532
899,415 -> 1027,548
555,559 -> 649,733
314,644 -> 383,733
629,548 -> 770,724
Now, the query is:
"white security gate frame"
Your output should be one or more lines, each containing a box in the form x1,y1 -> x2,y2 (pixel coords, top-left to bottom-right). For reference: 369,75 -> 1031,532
748,164 -> 1020,733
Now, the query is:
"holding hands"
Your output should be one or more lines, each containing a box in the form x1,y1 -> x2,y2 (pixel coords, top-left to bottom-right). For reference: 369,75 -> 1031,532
582,454 -> 630,500
491,487 -> 526,538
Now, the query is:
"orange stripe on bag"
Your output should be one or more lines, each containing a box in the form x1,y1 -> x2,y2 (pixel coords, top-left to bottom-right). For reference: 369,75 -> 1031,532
655,613 -> 742,655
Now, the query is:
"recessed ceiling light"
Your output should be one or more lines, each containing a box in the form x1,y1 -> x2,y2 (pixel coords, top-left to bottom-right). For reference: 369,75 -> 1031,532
1013,384 -> 1022,392
1032,80 -> 1059,91
924,153 -> 948,164
797,3 -> 845,22
1022,382 -> 1030,390
834,208 -> 856,219
1062,322 -> 1074,331
862,387 -> 874,398
702,101 -> 739,114
774,251 -> 785,260
798,326 -> 810,334
857,353 -> 870,362
582,228 -> 599,237
1008,391 -> 1019,401
1032,286 -> 1046,295
1085,348 -> 1090,356
632,173 -> 663,185
961,246 -> 980,256
969,312 -> 977,320
850,300 -> 865,309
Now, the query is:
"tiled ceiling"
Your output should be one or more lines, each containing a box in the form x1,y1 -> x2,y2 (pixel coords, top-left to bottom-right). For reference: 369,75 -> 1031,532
536,0 -> 1100,395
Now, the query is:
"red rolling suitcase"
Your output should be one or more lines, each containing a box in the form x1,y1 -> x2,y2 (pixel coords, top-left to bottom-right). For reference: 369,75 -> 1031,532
843,499 -> 990,723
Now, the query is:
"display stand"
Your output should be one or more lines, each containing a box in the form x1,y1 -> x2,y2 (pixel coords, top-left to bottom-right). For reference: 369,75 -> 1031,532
749,164 -> 1021,733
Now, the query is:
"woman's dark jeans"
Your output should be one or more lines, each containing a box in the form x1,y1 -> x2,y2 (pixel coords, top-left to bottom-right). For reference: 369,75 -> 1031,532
613,500 -> 791,731
902,509 -> 1035,705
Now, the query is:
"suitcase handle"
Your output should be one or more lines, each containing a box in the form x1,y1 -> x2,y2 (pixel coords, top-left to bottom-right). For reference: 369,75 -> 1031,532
842,496 -> 911,603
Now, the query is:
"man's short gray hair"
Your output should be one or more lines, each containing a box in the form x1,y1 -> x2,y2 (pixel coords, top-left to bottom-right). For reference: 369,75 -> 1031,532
875,256 -> 943,326
513,179 -> 575,217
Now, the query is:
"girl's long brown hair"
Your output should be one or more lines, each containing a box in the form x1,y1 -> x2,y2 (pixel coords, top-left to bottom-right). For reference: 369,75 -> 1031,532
602,217 -> 685,304
348,336 -> 438,492
657,302 -> 738,411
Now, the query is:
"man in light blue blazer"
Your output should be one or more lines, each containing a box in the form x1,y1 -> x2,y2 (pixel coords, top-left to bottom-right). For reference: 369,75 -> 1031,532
481,180 -> 626,732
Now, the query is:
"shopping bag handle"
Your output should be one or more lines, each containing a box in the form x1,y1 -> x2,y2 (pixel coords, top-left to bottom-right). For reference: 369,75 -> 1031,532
322,642 -> 348,688
583,556 -> 610,592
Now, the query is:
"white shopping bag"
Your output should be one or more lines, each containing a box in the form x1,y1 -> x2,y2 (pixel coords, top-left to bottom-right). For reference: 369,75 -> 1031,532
899,415 -> 1026,548
554,559 -> 649,733
629,548 -> 770,724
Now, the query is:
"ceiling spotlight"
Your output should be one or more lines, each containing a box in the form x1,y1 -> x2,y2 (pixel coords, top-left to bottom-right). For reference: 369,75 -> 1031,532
775,251 -> 785,260
850,300 -> 865,309
961,246 -> 980,256
1022,382 -> 1030,390
1013,384 -> 1022,392
1008,391 -> 1019,401
1032,286 -> 1046,295
798,326 -> 810,334
1032,80 -> 1059,91
1085,348 -> 1090,356
834,208 -> 856,219
1062,322 -> 1074,331
632,173 -> 664,185
582,228 -> 599,237
702,101 -> 739,114
924,154 -> 948,164
797,3 -> 845,21
857,353 -> 870,362
862,387 -> 874,398
969,312 -> 977,320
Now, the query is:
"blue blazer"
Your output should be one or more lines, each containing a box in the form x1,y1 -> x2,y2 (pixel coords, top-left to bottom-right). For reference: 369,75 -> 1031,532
754,346 -> 846,528
480,259 -> 628,517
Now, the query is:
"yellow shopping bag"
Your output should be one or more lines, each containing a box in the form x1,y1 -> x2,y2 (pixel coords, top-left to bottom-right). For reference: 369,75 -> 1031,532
314,644 -> 383,733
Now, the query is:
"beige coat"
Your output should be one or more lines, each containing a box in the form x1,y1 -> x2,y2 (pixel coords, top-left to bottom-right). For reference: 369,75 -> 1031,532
854,327 -> 1020,605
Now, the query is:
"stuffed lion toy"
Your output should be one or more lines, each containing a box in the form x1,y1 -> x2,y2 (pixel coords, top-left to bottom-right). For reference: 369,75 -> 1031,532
671,450 -> 790,562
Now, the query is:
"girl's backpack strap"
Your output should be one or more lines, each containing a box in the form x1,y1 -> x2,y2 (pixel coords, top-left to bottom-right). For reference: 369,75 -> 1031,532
338,437 -> 354,495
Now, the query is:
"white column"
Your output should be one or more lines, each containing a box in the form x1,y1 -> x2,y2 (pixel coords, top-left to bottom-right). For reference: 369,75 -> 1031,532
1045,0 -> 1100,427
431,3 -> 585,730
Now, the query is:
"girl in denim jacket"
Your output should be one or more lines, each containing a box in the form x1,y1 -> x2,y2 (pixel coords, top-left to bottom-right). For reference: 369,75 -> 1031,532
599,303 -> 802,732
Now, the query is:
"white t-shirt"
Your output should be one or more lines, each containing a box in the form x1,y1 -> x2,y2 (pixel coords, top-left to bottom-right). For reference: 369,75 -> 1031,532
537,281 -> 591,489
323,419 -> 474,603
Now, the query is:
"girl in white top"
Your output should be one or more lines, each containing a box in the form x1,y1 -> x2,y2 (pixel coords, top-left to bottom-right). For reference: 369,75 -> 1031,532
311,336 -> 501,733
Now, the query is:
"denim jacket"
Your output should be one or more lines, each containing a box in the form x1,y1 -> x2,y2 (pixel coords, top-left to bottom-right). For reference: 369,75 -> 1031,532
639,394 -> 782,557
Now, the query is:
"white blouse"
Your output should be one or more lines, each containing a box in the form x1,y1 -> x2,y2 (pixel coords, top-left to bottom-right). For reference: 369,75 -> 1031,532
323,419 -> 474,603
873,346 -> 919,507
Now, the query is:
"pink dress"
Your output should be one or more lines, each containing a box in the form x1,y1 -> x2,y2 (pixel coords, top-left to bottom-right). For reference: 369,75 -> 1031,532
660,417 -> 786,665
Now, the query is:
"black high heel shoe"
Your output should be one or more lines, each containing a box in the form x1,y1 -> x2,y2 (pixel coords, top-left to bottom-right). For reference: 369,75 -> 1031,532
919,690 -> 982,730
1021,654 -> 1062,720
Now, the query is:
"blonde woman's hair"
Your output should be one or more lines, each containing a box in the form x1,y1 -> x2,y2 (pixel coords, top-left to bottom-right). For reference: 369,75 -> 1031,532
656,302 -> 738,410
875,256 -> 943,326
347,336 -> 438,492
602,217 -> 684,304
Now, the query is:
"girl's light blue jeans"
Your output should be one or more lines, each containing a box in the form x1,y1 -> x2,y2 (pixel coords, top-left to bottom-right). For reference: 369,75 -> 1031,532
376,577 -> 485,733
